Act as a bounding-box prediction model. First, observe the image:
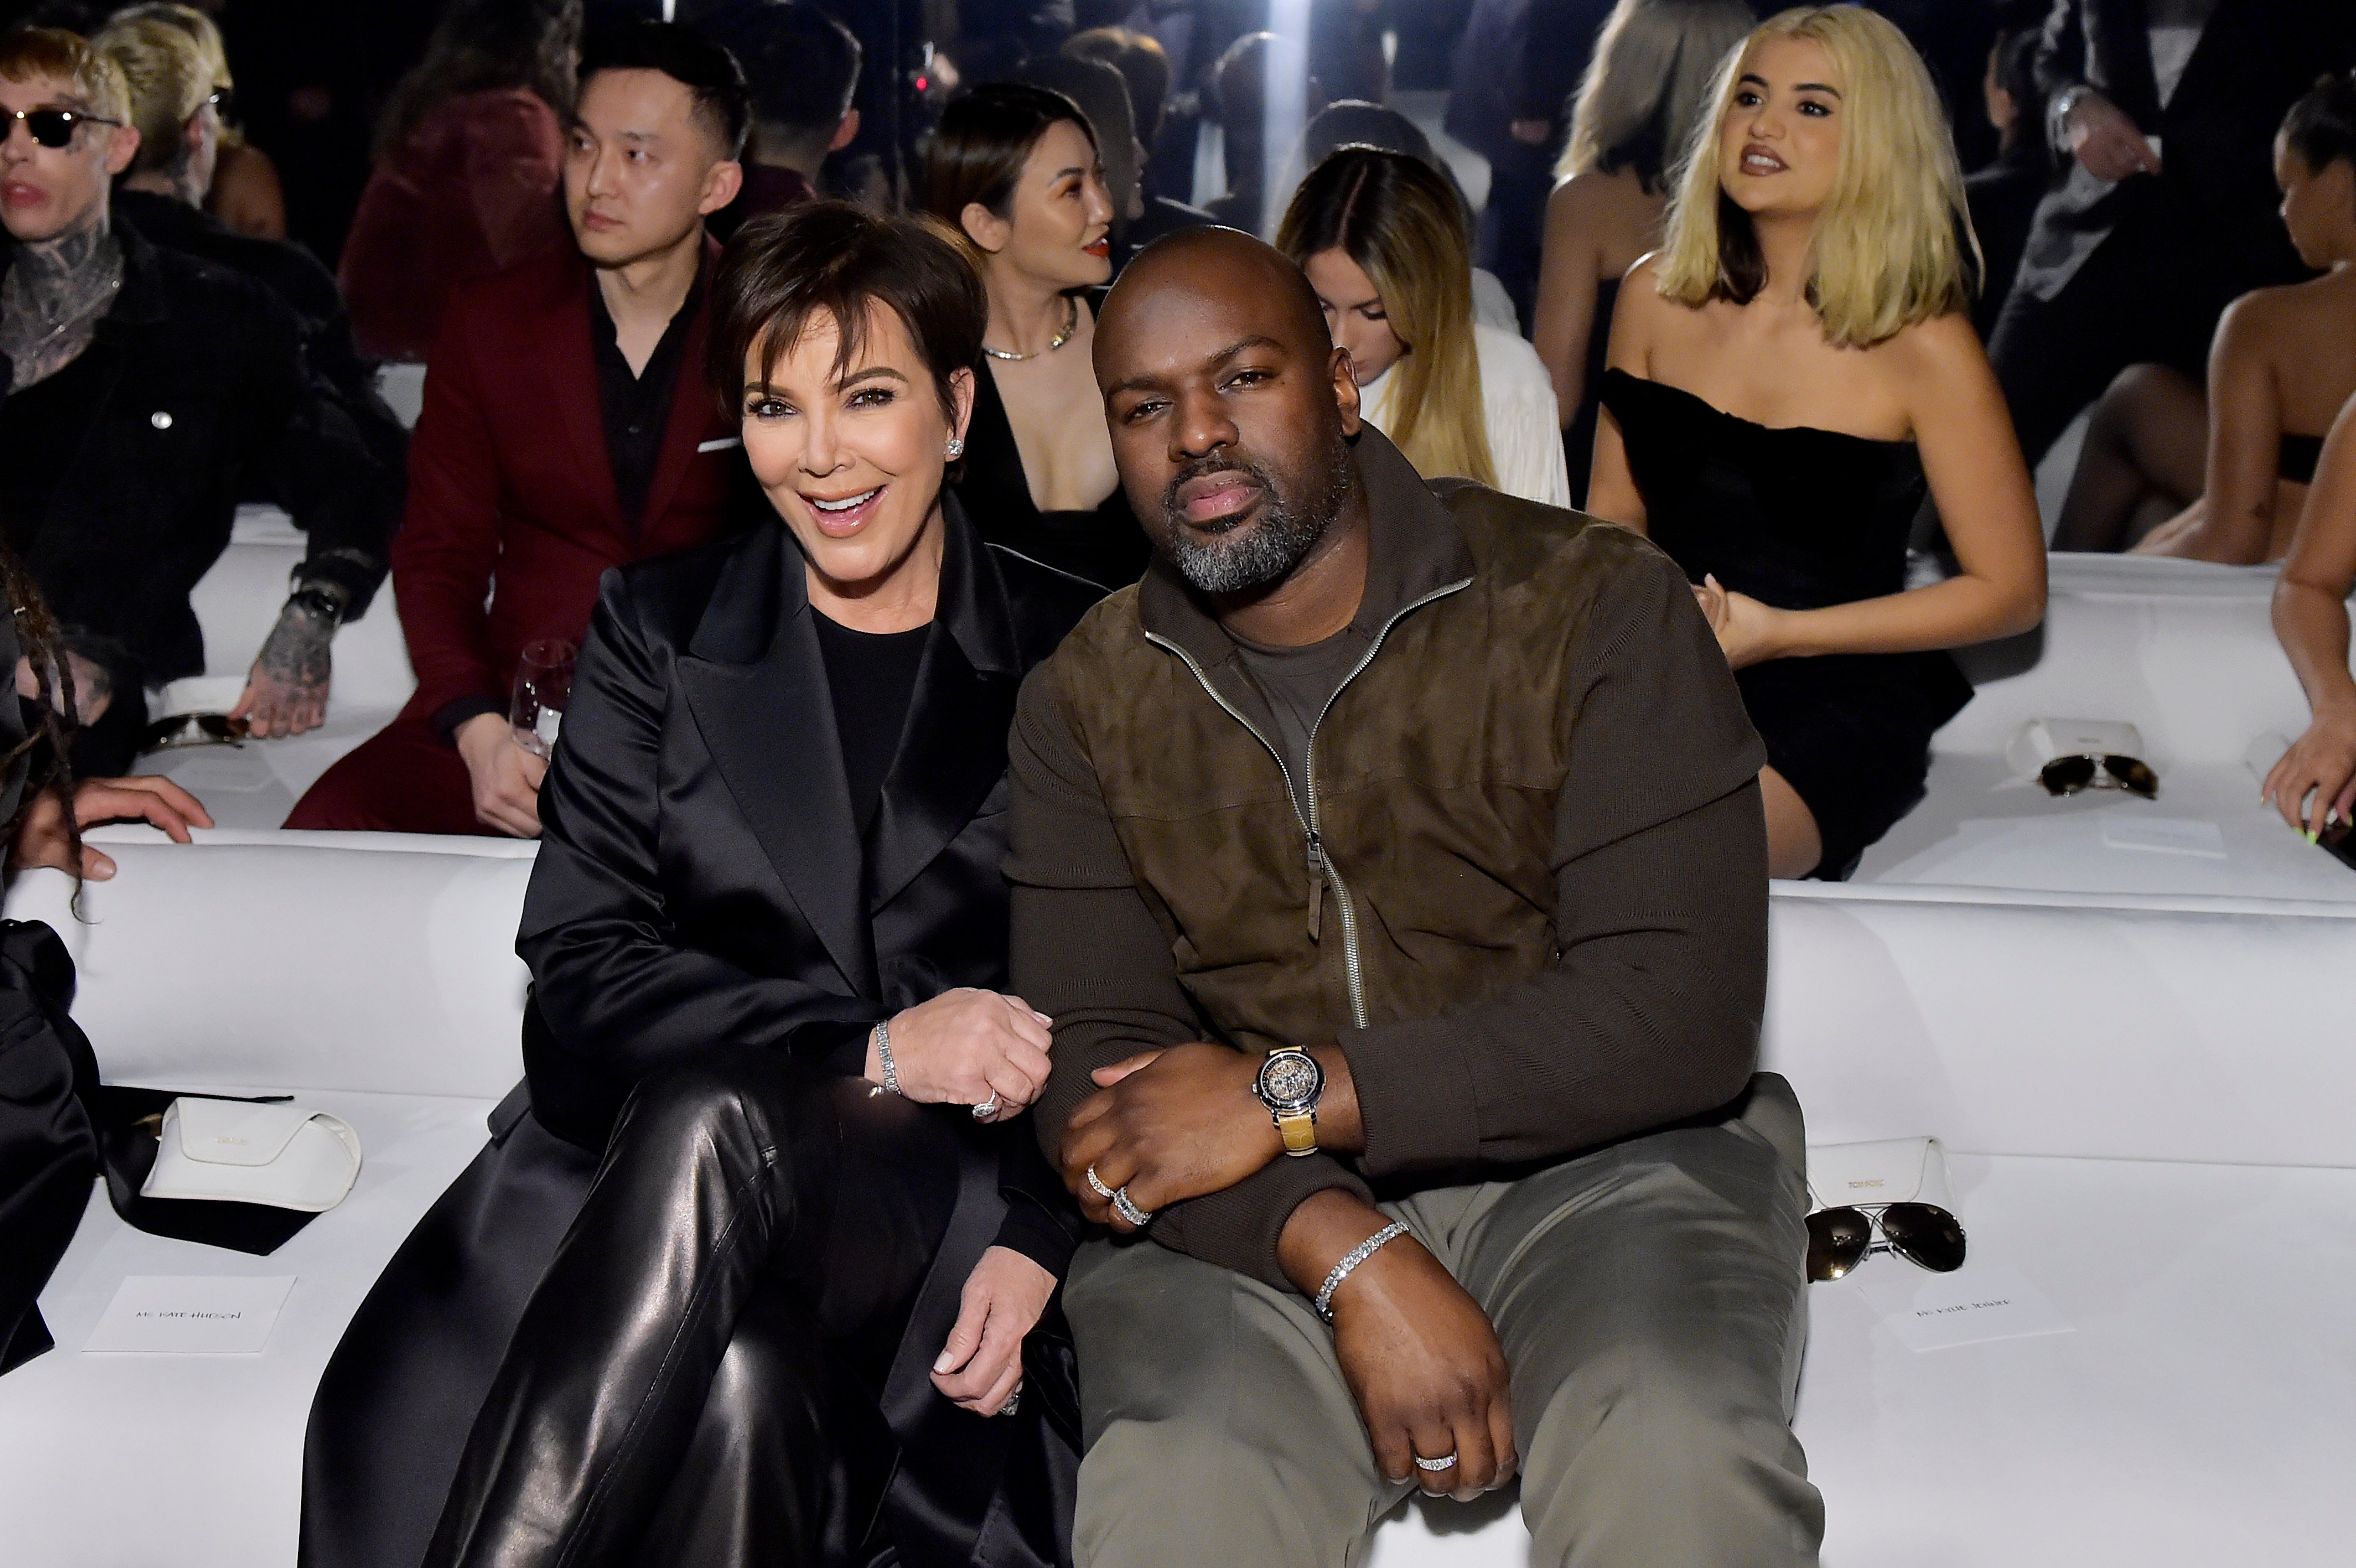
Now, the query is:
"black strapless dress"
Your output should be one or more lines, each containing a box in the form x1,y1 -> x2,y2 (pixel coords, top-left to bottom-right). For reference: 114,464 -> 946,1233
1600,369 -> 1972,879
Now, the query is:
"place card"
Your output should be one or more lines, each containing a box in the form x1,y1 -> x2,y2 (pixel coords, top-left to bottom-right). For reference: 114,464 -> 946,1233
84,1275 -> 296,1355
2100,814 -> 2226,858
1859,1261 -> 2074,1353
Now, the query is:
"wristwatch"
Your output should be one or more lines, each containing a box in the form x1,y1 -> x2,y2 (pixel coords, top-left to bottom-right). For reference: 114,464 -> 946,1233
1253,1048 -> 1325,1157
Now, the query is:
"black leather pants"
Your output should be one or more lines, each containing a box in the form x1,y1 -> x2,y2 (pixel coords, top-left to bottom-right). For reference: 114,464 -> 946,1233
423,1051 -> 961,1568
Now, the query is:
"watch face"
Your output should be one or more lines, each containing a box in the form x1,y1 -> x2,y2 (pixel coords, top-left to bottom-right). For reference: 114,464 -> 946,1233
1257,1050 -> 1323,1112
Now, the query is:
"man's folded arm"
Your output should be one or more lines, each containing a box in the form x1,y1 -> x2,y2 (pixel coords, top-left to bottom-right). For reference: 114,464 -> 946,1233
1008,663 -> 1373,1290
1339,543 -> 1772,1178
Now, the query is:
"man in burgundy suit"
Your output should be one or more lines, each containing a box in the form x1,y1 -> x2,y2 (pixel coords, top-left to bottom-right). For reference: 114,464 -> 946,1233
288,23 -> 755,836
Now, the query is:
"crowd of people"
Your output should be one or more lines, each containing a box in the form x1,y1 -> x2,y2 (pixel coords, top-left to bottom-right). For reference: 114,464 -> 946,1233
4,1 -> 2356,1566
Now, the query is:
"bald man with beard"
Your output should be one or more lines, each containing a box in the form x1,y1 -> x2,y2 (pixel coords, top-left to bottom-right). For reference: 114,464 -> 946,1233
1004,229 -> 1825,1566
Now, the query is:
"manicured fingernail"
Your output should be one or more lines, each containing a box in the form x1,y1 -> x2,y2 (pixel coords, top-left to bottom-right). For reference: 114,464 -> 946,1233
934,1349 -> 958,1372
2307,828 -> 2319,844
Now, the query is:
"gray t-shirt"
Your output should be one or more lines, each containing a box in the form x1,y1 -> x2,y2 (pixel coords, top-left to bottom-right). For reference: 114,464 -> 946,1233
1232,625 -> 1369,800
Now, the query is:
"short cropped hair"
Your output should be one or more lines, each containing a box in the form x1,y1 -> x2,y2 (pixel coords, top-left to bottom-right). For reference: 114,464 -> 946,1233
922,81 -> 1096,230
708,200 -> 987,424
580,20 -> 750,160
732,5 -> 859,137
94,15 -> 210,177
0,26 -> 133,126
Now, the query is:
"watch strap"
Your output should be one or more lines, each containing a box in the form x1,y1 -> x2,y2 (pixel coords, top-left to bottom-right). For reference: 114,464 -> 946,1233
1275,1109 -> 1318,1156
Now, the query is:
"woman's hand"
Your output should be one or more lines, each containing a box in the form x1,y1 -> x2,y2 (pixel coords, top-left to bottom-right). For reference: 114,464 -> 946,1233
1693,575 -> 1786,670
2264,710 -> 2356,836
9,776 -> 214,880
875,988 -> 1053,1119
931,1244 -> 1054,1415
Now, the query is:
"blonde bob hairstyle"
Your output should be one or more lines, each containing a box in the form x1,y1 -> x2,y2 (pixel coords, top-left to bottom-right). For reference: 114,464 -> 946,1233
1656,5 -> 1978,349
1558,0 -> 1757,191
1276,147 -> 1497,488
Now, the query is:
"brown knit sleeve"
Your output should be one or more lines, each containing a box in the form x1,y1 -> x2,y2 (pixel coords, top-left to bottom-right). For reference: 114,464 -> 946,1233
1007,660 -> 1374,1289
1338,541 -> 1771,1177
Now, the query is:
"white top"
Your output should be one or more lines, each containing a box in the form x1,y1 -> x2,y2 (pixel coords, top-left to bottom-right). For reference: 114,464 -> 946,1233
1360,322 -> 1570,508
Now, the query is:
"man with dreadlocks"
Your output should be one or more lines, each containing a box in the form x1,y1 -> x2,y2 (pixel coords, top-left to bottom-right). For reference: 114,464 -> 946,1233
0,528 -> 210,1380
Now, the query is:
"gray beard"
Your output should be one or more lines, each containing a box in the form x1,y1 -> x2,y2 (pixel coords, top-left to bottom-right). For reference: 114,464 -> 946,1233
1,211 -> 123,392
1162,438 -> 1352,596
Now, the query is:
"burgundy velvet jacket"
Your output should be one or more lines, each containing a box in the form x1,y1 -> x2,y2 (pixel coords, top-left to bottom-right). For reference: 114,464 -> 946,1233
391,242 -> 747,730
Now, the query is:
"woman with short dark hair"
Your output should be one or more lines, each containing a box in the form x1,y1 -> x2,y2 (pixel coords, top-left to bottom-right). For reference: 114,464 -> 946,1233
925,81 -> 1149,588
305,202 -> 1097,1568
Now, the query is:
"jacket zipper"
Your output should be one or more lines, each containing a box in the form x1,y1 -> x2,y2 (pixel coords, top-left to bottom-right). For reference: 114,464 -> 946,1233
1144,575 -> 1471,1031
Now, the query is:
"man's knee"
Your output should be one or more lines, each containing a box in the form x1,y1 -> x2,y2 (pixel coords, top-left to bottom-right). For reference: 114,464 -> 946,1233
1520,1340 -> 1820,1564
1076,1413 -> 1364,1568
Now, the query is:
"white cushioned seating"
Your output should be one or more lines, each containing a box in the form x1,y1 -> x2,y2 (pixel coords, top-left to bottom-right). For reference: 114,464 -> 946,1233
4,844 -> 2349,1564
143,505 -> 418,829
1858,553 -> 2356,901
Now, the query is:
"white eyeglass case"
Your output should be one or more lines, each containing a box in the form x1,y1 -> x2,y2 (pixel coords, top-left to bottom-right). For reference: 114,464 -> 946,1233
140,1097 -> 362,1212
2006,717 -> 2147,783
1805,1136 -> 1955,1215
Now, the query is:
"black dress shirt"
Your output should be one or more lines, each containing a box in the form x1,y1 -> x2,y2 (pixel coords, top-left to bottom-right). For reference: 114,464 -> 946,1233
587,277 -> 699,534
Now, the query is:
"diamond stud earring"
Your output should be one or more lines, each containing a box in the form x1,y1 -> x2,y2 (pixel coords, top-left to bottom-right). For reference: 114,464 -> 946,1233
946,438 -> 965,458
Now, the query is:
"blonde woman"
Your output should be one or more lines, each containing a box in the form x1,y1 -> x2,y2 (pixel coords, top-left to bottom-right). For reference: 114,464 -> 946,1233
1587,6 -> 2045,879
1532,0 -> 1756,501
1277,147 -> 1570,506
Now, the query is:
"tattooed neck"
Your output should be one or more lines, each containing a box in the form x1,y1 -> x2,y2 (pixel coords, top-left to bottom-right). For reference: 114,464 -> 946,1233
2,208 -> 123,392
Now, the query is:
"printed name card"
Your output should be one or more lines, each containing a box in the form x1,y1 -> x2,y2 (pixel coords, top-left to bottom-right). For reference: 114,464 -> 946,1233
84,1275 -> 296,1355
1859,1261 -> 2075,1353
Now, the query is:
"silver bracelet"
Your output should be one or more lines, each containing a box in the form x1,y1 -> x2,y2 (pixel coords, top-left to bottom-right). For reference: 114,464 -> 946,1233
872,1020 -> 901,1096
1314,1221 -> 1409,1324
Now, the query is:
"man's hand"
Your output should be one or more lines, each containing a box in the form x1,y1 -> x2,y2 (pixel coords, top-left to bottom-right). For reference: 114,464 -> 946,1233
1059,1042 -> 1283,1229
231,597 -> 334,738
9,775 -> 214,880
1280,1190 -> 1516,1503
14,650 -> 112,725
454,712 -> 547,837
2062,90 -> 2160,181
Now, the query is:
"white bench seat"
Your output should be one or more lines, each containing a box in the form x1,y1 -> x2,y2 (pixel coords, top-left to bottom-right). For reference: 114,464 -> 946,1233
6,843 -> 2352,1566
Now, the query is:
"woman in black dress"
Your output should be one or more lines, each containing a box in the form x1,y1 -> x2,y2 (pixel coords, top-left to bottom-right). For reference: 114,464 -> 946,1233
1587,6 -> 2045,879
924,82 -> 1150,591
303,204 -> 1099,1568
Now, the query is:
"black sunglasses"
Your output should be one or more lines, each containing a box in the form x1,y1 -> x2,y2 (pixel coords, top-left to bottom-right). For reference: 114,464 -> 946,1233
2039,752 -> 2158,799
140,712 -> 250,752
1805,1202 -> 1967,1282
2,106 -> 123,150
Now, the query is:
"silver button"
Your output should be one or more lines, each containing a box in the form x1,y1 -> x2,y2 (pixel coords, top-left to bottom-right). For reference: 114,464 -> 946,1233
151,411 -> 173,429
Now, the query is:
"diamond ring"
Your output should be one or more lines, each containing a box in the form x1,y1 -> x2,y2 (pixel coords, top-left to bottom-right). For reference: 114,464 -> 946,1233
1111,1186 -> 1154,1227
999,1388 -> 1021,1417
1413,1453 -> 1458,1473
972,1093 -> 1000,1119
1085,1165 -> 1116,1200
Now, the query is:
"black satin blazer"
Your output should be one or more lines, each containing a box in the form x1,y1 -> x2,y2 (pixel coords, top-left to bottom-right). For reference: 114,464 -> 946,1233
515,499 -> 1101,1563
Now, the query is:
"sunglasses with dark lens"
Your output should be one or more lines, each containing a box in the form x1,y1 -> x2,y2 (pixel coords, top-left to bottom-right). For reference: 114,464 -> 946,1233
1805,1202 -> 1967,1282
2039,752 -> 2158,799
140,712 -> 250,752
2,107 -> 124,149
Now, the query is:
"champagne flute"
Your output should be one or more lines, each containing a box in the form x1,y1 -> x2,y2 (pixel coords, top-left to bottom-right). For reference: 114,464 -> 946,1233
510,639 -> 576,760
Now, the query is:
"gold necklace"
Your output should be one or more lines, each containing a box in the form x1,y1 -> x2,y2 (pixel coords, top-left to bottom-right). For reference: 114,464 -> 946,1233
980,295 -> 1078,362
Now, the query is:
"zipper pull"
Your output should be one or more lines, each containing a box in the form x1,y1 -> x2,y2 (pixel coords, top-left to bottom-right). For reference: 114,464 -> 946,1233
1305,832 -> 1324,941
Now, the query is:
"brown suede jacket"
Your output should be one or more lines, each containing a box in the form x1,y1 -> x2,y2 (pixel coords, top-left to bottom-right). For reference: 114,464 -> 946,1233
1007,428 -> 1771,1289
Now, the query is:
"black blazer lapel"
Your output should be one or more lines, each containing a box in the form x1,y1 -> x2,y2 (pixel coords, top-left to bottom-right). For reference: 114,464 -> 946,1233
867,505 -> 1025,911
677,527 -> 879,995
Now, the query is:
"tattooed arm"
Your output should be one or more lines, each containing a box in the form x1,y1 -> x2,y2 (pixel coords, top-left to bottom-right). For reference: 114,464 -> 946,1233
230,584 -> 343,738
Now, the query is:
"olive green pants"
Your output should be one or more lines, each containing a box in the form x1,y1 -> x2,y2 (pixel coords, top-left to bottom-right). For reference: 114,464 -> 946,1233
1065,1074 -> 1822,1567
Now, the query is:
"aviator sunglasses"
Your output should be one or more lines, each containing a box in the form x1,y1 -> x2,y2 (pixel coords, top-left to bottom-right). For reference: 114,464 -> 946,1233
2,106 -> 123,149
1805,1202 -> 1967,1282
2039,752 -> 2158,799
